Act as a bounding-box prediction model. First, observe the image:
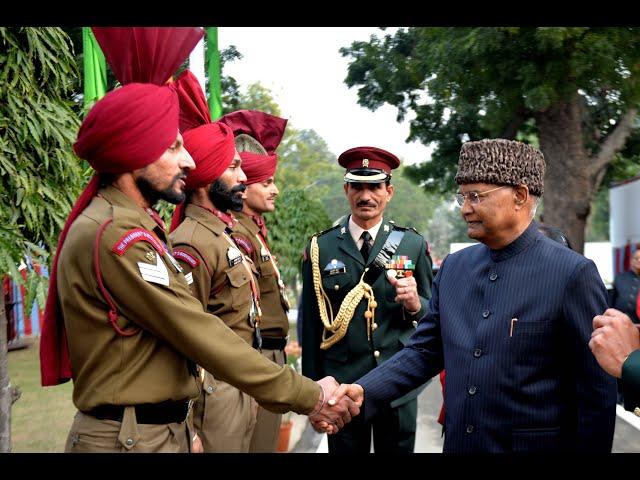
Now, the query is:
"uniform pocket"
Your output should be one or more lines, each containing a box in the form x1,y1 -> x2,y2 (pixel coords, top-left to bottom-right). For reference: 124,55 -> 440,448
321,272 -> 352,295
258,259 -> 277,294
225,263 -> 252,311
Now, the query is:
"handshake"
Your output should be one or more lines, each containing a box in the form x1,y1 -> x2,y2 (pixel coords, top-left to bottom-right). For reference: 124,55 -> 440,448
308,377 -> 365,434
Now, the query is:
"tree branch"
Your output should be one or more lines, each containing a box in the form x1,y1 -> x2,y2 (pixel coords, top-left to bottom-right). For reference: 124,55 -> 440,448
590,108 -> 638,180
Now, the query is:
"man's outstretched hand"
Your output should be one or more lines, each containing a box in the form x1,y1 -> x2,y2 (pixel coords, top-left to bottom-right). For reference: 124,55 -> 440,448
309,381 -> 364,434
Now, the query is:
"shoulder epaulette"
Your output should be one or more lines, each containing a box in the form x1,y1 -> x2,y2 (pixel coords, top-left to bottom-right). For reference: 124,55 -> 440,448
390,223 -> 421,236
312,224 -> 341,239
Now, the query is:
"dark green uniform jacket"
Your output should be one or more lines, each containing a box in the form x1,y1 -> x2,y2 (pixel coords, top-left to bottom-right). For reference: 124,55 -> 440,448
301,216 -> 433,407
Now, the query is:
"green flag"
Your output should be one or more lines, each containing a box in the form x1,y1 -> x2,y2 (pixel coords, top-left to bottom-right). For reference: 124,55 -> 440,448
205,27 -> 223,120
82,27 -> 107,112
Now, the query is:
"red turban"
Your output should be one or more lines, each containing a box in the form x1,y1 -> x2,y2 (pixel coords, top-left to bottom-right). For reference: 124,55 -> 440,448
239,151 -> 278,185
217,110 -> 287,185
41,27 -> 202,387
169,70 -> 237,232
74,84 -> 179,173
92,27 -> 204,86
218,109 -> 287,154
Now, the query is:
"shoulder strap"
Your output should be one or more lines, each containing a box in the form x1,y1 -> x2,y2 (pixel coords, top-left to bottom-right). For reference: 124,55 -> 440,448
95,220 -> 141,337
363,227 -> 406,285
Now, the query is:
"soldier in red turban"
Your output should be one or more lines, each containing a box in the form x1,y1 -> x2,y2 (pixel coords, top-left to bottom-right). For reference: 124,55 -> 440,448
217,109 -> 291,452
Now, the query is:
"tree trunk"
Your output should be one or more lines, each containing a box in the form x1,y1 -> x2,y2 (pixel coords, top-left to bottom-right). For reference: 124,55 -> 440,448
536,97 -> 591,254
0,282 -> 11,452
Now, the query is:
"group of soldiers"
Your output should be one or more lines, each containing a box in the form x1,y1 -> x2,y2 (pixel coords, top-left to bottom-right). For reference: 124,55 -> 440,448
38,27 -> 640,454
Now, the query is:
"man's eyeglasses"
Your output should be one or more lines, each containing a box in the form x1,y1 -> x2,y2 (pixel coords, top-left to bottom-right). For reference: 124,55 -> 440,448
455,186 -> 507,207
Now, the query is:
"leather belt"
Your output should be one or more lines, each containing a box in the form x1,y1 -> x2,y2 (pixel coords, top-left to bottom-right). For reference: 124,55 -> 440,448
85,400 -> 190,425
255,335 -> 288,351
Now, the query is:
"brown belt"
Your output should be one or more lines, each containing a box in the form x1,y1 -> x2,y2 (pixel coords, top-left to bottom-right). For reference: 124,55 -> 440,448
85,400 -> 190,425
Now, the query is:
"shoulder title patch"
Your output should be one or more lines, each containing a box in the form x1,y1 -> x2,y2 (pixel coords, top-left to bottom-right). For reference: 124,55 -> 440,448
172,249 -> 200,269
231,234 -> 255,258
112,228 -> 165,256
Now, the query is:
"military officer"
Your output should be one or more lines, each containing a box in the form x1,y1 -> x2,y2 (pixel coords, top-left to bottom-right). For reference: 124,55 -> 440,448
301,146 -> 433,453
218,109 -> 291,452
40,34 -> 356,453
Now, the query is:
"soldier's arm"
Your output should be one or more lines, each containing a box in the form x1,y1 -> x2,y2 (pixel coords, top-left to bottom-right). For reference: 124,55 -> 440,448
101,225 -> 320,415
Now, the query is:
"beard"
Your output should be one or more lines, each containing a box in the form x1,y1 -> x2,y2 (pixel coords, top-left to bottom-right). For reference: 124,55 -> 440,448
209,178 -> 246,212
136,172 -> 187,206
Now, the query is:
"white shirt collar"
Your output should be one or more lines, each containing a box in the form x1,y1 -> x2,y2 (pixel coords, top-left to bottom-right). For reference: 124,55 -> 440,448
349,216 -> 384,248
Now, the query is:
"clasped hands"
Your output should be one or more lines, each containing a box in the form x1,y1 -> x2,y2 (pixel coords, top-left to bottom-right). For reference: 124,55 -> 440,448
308,377 -> 365,434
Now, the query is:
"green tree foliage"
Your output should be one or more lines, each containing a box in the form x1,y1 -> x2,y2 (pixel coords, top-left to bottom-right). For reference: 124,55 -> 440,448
265,189 -> 331,291
0,27 -> 88,307
341,27 -> 640,252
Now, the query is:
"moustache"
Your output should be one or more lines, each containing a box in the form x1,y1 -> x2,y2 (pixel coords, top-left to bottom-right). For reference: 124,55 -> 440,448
172,171 -> 188,183
230,184 -> 246,195
357,201 -> 376,208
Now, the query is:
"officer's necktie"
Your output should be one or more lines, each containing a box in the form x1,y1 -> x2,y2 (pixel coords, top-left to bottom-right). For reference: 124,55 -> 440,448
360,231 -> 372,261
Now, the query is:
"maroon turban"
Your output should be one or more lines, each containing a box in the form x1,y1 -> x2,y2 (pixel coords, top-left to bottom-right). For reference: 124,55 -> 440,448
74,84 -> 179,173
169,70 -> 237,232
218,109 -> 287,155
217,110 -> 287,185
41,27 -> 203,387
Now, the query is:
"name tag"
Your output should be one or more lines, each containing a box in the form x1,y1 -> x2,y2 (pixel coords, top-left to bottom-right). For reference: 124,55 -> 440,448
323,258 -> 347,276
227,247 -> 243,267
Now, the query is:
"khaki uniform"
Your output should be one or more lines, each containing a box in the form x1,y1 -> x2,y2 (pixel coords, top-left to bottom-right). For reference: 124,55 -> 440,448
234,211 -> 289,452
169,204 -> 259,452
58,185 -> 319,453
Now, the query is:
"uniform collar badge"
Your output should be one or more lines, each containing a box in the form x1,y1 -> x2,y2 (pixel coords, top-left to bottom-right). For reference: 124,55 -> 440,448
340,227 -> 346,235
383,224 -> 390,232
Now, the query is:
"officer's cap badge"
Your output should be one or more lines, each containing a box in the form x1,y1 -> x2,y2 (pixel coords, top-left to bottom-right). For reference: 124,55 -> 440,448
362,158 -> 369,168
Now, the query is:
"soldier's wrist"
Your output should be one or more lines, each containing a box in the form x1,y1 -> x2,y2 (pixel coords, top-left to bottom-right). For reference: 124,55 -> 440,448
309,383 -> 326,416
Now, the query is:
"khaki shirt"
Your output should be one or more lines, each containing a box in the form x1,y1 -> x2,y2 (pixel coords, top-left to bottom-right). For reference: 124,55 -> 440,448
234,212 -> 289,338
170,204 -> 256,345
57,185 -> 318,414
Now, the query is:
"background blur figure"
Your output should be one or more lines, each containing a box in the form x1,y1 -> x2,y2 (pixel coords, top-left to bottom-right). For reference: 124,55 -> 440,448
611,249 -> 640,325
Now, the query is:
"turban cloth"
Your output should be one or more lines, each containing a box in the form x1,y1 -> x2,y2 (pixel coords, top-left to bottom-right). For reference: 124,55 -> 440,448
218,110 -> 287,155
239,151 -> 278,185
169,70 -> 236,232
218,110 -> 287,184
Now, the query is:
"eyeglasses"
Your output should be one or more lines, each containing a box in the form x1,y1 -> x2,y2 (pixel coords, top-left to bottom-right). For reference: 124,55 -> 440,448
455,186 -> 507,206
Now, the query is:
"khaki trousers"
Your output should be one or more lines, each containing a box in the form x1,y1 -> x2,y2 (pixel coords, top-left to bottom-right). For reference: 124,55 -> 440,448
248,348 -> 286,452
64,407 -> 192,453
193,372 -> 258,452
